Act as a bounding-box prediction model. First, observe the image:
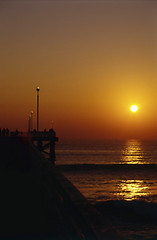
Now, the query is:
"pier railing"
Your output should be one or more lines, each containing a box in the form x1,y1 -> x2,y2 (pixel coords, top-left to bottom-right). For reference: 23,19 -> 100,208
0,129 -> 58,164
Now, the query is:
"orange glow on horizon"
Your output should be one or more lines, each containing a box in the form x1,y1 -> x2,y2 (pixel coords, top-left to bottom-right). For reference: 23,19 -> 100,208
0,1 -> 157,140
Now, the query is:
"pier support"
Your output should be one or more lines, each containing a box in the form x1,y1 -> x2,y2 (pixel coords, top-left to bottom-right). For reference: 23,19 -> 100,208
31,129 -> 58,164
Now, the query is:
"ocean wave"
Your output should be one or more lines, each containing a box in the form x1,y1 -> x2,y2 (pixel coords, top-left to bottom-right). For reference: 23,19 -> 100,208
56,163 -> 157,172
94,200 -> 157,224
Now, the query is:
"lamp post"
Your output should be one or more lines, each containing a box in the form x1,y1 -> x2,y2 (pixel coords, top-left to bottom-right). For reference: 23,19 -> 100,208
36,86 -> 40,131
30,111 -> 33,131
28,115 -> 31,132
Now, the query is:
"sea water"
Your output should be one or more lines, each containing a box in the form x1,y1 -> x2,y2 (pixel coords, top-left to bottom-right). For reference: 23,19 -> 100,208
55,139 -> 157,240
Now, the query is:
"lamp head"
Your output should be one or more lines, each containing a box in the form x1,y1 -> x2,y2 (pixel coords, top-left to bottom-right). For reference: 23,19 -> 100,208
36,86 -> 40,92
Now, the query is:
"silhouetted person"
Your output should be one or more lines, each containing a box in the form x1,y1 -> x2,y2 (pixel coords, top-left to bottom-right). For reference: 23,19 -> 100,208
15,129 -> 19,136
49,128 -> 56,137
6,128 -> 9,136
0,128 -> 1,136
2,128 -> 6,136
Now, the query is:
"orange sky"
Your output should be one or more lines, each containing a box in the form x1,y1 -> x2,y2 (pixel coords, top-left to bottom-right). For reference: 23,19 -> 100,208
0,0 -> 157,140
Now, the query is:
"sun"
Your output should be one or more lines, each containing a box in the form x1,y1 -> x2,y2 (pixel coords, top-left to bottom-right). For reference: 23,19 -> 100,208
130,105 -> 138,112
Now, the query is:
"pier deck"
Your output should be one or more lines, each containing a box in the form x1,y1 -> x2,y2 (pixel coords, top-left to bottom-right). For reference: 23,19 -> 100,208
0,136 -> 111,240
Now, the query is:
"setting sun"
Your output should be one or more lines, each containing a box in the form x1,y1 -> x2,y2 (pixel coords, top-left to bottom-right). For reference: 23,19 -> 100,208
130,105 -> 138,112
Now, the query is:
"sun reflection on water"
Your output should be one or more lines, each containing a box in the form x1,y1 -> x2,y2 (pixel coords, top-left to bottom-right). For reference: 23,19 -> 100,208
116,180 -> 149,201
121,139 -> 147,164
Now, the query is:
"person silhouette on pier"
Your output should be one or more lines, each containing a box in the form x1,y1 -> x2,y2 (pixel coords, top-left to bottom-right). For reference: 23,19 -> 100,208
49,128 -> 56,137
2,128 -> 6,136
6,128 -> 9,136
15,129 -> 19,136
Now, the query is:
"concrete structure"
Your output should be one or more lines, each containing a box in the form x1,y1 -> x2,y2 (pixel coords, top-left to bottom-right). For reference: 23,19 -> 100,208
0,135 -> 114,240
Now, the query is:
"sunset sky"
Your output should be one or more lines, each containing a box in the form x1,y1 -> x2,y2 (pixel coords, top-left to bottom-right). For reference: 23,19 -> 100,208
0,0 -> 157,140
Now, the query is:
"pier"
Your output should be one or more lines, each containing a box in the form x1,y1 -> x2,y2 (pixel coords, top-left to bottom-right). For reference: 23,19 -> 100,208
0,88 -> 117,239
30,129 -> 58,164
0,134 -> 112,240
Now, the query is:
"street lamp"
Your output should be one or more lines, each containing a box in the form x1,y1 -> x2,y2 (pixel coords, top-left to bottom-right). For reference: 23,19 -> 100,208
30,111 -> 33,131
36,86 -> 40,131
28,115 -> 31,132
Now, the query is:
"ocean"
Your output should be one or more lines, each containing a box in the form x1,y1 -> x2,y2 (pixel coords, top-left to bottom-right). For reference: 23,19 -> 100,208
55,139 -> 157,240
